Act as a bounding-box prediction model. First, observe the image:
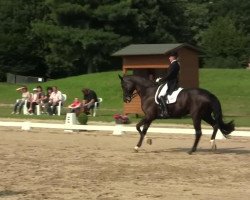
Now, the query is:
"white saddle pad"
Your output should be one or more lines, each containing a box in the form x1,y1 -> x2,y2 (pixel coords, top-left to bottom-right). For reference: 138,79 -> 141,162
155,86 -> 183,104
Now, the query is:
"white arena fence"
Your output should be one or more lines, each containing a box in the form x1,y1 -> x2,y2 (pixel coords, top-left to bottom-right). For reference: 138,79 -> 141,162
0,120 -> 249,138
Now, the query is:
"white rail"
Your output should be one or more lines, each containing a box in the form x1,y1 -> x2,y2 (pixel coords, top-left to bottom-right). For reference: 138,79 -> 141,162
0,121 -> 249,137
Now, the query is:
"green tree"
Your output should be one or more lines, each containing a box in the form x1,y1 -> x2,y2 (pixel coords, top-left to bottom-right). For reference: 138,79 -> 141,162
201,16 -> 248,68
130,0 -> 190,43
209,0 -> 250,34
183,0 -> 211,44
3,0 -> 250,79
0,0 -> 48,79
32,0 -> 133,77
32,0 -> 189,78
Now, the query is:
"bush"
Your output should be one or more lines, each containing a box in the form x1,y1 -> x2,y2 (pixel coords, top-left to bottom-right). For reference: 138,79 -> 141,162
77,113 -> 88,125
0,69 -> 6,82
201,16 -> 248,68
204,56 -> 242,68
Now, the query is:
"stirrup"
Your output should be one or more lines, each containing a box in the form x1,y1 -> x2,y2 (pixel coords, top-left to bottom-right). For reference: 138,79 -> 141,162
161,111 -> 170,118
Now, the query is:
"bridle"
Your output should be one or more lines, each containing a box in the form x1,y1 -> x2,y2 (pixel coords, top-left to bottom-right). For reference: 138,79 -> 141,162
124,89 -> 138,103
121,77 -> 153,103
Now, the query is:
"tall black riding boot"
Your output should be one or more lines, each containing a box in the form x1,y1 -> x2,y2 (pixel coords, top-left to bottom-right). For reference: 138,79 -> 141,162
159,96 -> 169,117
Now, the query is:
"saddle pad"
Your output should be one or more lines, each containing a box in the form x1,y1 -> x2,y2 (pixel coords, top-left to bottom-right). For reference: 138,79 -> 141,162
155,86 -> 183,104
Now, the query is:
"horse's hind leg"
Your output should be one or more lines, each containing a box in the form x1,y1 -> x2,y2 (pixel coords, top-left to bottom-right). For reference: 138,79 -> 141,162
202,115 -> 218,151
189,116 -> 202,154
210,125 -> 219,151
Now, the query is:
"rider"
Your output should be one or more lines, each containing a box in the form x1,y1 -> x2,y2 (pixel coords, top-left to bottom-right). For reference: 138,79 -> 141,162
157,51 -> 180,117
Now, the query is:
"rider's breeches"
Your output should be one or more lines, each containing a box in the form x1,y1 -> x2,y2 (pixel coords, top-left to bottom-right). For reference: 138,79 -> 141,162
158,83 -> 168,97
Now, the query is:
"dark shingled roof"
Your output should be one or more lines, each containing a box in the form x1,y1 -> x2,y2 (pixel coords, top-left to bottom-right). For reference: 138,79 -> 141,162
112,43 -> 201,56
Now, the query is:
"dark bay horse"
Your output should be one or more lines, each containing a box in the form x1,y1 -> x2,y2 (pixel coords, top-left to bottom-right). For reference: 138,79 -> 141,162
119,75 -> 235,154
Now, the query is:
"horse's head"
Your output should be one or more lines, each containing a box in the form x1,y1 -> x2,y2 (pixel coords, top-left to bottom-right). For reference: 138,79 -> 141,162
119,75 -> 136,103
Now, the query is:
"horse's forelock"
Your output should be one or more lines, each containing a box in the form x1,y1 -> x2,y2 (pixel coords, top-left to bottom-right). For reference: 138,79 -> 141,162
122,76 -> 135,90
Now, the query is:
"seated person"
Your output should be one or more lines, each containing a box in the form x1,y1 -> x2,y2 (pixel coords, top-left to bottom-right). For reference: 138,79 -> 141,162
40,87 -> 53,114
81,88 -> 98,115
12,86 -> 31,114
27,86 -> 44,115
68,97 -> 81,115
47,86 -> 62,115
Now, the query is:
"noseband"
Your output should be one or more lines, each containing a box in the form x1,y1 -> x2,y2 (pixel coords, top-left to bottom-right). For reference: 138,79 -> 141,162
124,90 -> 138,103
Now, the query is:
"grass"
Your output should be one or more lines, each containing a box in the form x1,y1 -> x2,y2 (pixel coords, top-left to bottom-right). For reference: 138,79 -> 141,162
0,68 -> 250,127
199,69 -> 250,117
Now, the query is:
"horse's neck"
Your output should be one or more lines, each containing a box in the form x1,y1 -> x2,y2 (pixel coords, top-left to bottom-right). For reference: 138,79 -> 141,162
133,78 -> 156,97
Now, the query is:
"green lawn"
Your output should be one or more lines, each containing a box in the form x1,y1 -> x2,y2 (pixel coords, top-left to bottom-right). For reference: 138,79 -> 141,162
0,69 -> 249,127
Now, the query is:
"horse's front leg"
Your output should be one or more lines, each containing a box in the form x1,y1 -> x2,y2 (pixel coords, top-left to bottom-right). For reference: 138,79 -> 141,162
134,118 -> 152,152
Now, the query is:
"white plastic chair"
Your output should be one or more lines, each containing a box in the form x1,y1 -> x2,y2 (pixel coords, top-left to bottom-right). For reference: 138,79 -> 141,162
22,93 -> 33,115
36,104 -> 41,115
93,97 -> 103,117
22,99 -> 28,115
57,94 -> 67,116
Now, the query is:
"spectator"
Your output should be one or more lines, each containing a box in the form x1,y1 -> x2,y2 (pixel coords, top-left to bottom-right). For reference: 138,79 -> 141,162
81,88 -> 98,115
11,86 -> 31,114
27,86 -> 44,115
68,97 -> 81,115
40,87 -> 53,114
47,86 -> 62,115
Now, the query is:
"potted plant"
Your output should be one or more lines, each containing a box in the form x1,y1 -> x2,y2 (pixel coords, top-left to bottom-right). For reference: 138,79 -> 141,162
77,113 -> 88,125
113,114 -> 130,124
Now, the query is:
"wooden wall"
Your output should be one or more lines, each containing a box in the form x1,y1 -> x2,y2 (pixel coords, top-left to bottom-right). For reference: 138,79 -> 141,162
123,95 -> 143,115
178,48 -> 199,88
123,55 -> 168,69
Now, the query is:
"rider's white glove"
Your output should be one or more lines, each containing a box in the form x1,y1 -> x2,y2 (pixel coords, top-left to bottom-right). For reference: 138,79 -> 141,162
156,77 -> 162,83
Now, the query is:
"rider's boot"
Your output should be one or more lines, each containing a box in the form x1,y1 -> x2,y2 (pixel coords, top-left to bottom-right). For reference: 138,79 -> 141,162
159,96 -> 170,118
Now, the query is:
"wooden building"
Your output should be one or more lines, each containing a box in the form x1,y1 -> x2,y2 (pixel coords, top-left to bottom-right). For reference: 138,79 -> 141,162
113,43 -> 201,115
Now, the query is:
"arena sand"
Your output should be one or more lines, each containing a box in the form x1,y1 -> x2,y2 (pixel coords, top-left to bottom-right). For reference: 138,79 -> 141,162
0,126 -> 250,200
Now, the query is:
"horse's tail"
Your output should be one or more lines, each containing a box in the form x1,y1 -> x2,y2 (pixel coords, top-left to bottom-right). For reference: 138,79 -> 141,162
211,95 -> 235,137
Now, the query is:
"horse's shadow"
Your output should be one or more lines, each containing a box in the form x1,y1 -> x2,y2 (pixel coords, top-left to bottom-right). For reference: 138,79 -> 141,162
148,147 -> 250,155
0,190 -> 27,197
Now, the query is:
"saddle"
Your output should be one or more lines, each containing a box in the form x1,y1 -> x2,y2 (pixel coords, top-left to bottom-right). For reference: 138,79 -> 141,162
155,84 -> 183,104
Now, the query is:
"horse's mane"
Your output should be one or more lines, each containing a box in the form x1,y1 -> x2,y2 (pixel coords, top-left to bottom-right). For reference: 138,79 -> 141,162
123,75 -> 156,88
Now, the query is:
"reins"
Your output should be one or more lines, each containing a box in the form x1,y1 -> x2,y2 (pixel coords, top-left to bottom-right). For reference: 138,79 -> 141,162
130,91 -> 138,100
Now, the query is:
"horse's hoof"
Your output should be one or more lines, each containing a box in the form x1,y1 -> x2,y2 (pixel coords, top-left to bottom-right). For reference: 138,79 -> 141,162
146,138 -> 152,145
225,135 -> 232,139
188,149 -> 196,155
134,146 -> 139,152
211,144 -> 217,151
210,140 -> 217,151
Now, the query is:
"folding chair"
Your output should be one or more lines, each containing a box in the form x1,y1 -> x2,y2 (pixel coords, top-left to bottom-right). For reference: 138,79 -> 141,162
57,94 -> 67,116
93,97 -> 103,117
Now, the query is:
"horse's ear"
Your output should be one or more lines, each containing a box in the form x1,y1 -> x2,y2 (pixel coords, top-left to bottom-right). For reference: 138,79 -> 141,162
118,74 -> 123,81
